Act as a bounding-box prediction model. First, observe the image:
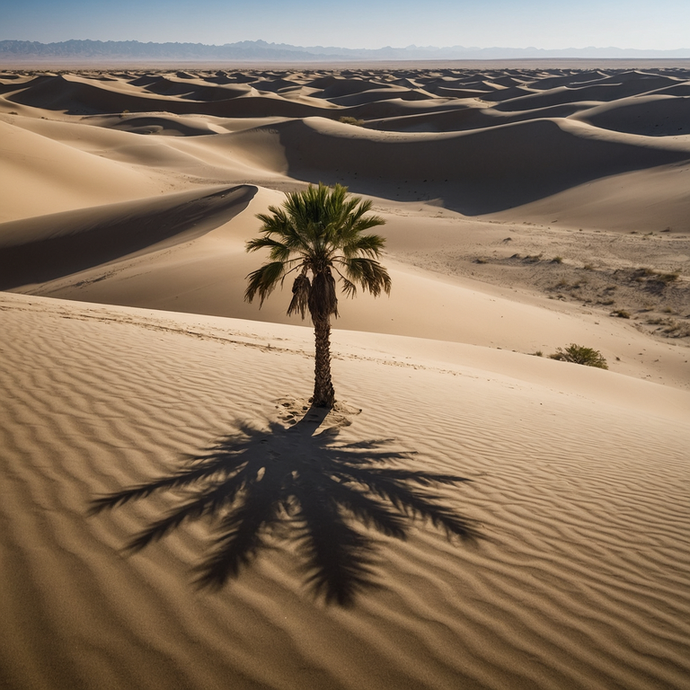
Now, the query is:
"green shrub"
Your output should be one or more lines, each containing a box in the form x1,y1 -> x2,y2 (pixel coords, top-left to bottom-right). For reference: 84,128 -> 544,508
338,116 -> 365,127
549,344 -> 608,369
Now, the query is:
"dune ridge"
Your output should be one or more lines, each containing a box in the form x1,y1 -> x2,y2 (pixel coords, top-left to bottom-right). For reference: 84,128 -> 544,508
1,65 -> 689,689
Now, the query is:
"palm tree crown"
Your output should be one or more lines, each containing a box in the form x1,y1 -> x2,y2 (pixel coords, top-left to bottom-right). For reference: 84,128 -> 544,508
245,184 -> 391,407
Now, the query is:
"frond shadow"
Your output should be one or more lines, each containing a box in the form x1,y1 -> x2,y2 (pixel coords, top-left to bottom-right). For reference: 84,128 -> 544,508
90,405 -> 481,607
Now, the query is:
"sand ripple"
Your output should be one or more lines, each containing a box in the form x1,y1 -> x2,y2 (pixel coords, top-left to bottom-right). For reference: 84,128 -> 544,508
0,293 -> 688,689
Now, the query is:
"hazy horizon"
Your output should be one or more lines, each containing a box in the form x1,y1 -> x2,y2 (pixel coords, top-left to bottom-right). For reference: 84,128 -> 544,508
3,0 -> 689,52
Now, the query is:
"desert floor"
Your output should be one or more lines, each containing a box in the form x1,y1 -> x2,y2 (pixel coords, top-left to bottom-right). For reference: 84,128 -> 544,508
1,65 -> 689,689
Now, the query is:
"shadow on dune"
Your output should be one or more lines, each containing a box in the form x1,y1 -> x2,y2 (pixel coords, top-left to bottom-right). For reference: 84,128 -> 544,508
0,185 -> 256,291
274,118 -> 690,215
90,405 -> 480,606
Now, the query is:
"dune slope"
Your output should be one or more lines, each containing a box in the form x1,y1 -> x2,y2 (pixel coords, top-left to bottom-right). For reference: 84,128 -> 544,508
1,292 -> 689,690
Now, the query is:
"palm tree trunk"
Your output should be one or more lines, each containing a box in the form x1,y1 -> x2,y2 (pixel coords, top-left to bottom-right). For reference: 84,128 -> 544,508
312,314 -> 335,408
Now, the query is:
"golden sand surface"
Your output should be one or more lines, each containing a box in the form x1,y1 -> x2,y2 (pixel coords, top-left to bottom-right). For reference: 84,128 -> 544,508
1,66 -> 689,689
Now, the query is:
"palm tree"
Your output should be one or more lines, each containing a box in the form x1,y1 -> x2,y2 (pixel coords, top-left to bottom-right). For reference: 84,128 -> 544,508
245,184 -> 391,408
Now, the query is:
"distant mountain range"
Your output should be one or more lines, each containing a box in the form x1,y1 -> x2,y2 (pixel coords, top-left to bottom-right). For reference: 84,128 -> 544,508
2,39 -> 690,62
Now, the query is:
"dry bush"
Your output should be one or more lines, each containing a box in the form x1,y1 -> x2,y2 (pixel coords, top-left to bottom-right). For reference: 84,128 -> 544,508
549,344 -> 608,369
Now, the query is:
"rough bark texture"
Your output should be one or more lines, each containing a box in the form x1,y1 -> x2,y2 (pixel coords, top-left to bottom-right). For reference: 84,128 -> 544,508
312,314 -> 335,408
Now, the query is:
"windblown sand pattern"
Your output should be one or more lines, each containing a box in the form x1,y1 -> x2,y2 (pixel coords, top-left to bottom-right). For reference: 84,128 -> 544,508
1,66 -> 690,689
0,293 -> 689,689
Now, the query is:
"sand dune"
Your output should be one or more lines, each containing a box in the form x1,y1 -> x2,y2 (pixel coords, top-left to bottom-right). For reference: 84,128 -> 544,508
0,185 -> 256,289
0,118 -> 173,222
1,65 -> 689,690
573,94 -> 690,135
1,292 -> 689,690
265,116 -> 690,213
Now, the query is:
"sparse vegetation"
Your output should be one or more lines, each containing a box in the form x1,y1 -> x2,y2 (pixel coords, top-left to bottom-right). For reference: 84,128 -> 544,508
646,317 -> 690,338
549,344 -> 608,369
663,320 -> 690,337
338,116 -> 365,127
484,229 -> 688,341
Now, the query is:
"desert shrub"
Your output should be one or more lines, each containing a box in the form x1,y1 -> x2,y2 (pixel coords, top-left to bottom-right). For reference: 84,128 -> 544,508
549,344 -> 608,369
611,309 -> 631,319
338,116 -> 365,127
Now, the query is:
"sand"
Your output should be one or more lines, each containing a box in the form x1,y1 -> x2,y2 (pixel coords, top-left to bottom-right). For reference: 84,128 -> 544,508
0,66 -> 689,689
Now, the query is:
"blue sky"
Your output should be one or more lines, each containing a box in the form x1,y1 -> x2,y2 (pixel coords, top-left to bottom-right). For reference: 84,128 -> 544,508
2,0 -> 688,50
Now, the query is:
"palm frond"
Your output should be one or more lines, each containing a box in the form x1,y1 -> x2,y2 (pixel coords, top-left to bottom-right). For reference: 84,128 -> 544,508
287,273 -> 311,319
332,268 -> 358,298
338,257 -> 392,297
341,231 -> 386,259
245,236 -> 292,262
245,261 -> 288,306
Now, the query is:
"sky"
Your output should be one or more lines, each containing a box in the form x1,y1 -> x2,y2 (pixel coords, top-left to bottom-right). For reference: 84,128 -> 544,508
2,0 -> 689,51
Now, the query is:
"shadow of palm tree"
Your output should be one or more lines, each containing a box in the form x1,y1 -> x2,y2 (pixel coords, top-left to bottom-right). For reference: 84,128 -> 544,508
90,404 -> 480,606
